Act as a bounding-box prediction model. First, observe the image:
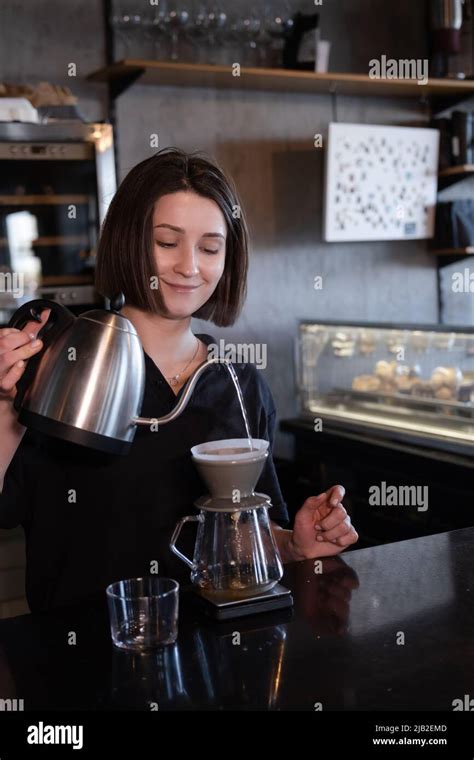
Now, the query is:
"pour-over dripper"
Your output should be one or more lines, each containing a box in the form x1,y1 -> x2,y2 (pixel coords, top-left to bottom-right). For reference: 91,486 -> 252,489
170,437 -> 284,602
191,438 -> 269,500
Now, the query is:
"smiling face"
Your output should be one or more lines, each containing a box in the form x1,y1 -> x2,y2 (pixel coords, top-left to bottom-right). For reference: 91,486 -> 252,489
152,190 -> 227,319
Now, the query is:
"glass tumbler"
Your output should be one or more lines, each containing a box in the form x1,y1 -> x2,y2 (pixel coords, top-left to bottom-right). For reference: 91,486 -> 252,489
106,577 -> 179,651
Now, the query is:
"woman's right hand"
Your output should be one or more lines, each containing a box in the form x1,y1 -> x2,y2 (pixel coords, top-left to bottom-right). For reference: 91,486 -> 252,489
0,309 -> 51,403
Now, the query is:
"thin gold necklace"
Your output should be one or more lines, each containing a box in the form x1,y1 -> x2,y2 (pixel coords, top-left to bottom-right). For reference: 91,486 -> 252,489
166,336 -> 200,387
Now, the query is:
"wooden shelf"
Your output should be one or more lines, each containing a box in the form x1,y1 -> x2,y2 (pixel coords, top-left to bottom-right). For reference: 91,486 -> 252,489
41,275 -> 94,285
0,235 -> 89,248
87,60 -> 474,100
31,235 -> 89,247
432,247 -> 474,255
438,165 -> 474,189
439,165 -> 474,177
0,194 -> 90,206
431,247 -> 474,266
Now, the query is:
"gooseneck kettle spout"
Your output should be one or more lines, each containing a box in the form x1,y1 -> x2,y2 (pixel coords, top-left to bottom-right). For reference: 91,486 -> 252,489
133,356 -> 230,428
7,293 -> 230,456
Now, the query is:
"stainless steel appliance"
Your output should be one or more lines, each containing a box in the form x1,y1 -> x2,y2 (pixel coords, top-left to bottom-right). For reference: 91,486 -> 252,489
0,121 -> 116,325
7,294 -> 227,455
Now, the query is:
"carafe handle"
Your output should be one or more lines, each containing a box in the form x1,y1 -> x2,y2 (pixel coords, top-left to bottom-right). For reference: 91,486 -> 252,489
169,514 -> 203,569
7,298 -> 76,412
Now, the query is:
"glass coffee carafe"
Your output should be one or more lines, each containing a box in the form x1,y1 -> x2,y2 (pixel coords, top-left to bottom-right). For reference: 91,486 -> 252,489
170,439 -> 284,600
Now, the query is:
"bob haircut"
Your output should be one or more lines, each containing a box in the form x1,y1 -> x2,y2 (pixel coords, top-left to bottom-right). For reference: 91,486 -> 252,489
95,147 -> 249,327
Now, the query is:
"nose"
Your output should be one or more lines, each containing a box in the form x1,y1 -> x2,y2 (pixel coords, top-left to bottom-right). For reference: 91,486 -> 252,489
175,242 -> 199,278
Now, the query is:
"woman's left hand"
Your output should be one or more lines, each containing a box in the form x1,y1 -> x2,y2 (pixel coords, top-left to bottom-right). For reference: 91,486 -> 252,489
287,485 -> 358,560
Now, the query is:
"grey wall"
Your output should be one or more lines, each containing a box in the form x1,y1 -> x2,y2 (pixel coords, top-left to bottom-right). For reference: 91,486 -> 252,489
0,0 -> 107,123
1,0 -> 461,458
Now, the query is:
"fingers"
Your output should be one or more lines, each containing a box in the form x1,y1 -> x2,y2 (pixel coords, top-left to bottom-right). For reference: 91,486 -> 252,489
298,494 -> 329,525
311,529 -> 359,557
0,308 -> 50,354
300,495 -> 335,527
298,485 -> 359,557
0,308 -> 50,382
328,484 -> 345,506
0,329 -> 23,355
335,527 -> 358,547
0,308 -> 51,402
318,503 -> 347,532
319,511 -> 359,545
0,339 -> 44,398
317,510 -> 359,549
324,521 -> 352,544
301,493 -> 326,510
0,329 -> 39,356
301,485 -> 346,516
22,307 -> 51,340
0,337 -> 43,379
0,360 -> 26,393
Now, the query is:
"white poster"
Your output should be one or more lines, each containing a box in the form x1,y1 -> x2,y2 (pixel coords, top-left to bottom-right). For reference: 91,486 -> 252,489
323,123 -> 440,242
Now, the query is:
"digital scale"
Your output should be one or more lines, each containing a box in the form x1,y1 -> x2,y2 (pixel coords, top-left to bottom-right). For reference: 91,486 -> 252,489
191,583 -> 293,621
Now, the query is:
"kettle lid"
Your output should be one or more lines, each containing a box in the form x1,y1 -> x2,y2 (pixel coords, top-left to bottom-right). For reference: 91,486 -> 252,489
78,292 -> 138,335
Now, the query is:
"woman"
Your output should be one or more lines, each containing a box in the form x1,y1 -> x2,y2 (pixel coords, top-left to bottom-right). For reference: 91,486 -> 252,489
0,147 -> 358,612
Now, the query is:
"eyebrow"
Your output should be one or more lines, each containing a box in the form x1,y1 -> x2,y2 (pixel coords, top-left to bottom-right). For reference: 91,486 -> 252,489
154,223 -> 225,239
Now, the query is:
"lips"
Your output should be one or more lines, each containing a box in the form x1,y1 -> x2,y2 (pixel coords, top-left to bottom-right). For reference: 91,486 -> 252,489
163,281 -> 201,291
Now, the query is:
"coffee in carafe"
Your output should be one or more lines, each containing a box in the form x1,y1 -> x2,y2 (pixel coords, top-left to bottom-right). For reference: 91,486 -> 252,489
169,438 -> 283,599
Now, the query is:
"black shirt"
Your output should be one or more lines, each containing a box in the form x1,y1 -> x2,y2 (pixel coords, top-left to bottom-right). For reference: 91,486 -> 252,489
0,333 -> 289,612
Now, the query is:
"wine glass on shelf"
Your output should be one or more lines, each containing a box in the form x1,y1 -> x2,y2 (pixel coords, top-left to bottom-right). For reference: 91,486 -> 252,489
140,0 -> 170,61
110,2 -> 143,59
204,4 -> 228,65
163,1 -> 191,61
234,0 -> 267,68
225,4 -> 248,67
261,0 -> 295,69
186,1 -> 209,64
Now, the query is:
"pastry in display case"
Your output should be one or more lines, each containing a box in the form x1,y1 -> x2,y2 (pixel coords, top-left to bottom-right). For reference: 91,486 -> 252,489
295,321 -> 474,453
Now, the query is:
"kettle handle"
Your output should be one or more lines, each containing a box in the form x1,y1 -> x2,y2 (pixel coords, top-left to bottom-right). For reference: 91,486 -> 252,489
7,298 -> 76,413
169,514 -> 203,570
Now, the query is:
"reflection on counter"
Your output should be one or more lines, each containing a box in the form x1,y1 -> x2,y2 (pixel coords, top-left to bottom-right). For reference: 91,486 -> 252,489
110,616 -> 290,711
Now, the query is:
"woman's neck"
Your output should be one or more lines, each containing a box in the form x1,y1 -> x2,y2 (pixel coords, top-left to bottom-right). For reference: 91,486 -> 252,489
121,305 -> 198,367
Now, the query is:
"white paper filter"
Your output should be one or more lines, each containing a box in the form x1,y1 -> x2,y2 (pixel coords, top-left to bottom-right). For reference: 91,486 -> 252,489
191,438 -> 269,462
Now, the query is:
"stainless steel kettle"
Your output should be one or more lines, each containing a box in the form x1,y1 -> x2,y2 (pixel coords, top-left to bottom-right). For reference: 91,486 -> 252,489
8,293 -> 224,455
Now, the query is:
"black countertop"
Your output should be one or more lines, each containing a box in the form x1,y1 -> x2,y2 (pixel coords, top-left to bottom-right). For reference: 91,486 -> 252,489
1,528 -> 474,711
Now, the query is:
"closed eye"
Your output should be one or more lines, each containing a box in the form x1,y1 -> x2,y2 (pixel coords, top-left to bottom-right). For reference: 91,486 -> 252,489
156,241 -> 220,254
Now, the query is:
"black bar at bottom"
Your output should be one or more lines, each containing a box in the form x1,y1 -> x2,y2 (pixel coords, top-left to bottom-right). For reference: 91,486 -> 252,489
1,711 -> 473,756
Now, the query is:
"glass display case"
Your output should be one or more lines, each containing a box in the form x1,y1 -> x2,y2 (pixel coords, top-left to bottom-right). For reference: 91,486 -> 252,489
295,321 -> 474,453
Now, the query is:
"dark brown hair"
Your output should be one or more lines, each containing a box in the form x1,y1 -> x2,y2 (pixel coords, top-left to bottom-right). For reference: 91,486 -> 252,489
95,147 -> 249,327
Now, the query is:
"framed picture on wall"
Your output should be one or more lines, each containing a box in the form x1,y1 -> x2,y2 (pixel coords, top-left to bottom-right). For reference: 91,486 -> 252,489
323,123 -> 440,242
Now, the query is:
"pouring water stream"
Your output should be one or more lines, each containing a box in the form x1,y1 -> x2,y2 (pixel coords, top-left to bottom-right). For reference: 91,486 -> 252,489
225,362 -> 254,451
135,357 -> 255,451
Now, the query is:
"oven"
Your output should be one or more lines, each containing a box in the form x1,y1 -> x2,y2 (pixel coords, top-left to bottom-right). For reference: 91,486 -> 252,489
0,121 -> 116,325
